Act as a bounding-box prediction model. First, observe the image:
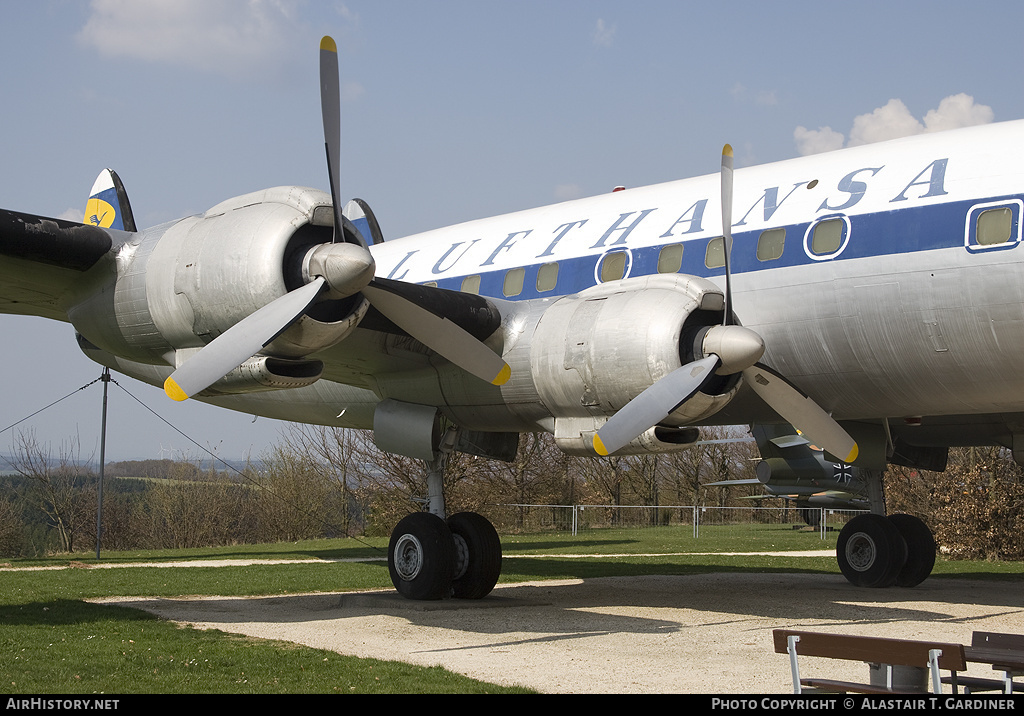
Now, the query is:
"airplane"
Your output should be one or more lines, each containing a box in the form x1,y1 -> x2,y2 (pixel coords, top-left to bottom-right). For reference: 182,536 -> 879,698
708,424 -> 871,509
705,423 -> 872,524
2,35 -> 1019,599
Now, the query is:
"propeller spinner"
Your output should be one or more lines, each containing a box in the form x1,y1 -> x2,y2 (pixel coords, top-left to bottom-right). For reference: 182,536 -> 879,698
593,146 -> 858,463
164,36 -> 511,402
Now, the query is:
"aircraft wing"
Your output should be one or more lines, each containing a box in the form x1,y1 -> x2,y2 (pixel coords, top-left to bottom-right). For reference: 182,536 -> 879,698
0,209 -> 117,321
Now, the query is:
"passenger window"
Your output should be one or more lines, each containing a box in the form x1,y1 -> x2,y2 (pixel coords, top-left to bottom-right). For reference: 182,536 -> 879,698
965,201 -> 1021,252
705,237 -> 725,268
757,228 -> 785,261
810,219 -> 845,255
977,207 -> 1013,245
536,262 -> 558,292
599,251 -> 628,282
461,275 -> 481,294
421,281 -> 437,288
657,244 -> 683,273
503,267 -> 525,297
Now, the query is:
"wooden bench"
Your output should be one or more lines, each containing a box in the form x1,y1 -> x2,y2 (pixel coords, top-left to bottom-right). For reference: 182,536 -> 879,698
773,629 -> 967,694
944,631 -> 1024,694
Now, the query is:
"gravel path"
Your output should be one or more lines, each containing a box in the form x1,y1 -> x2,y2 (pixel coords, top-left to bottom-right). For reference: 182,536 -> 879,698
95,568 -> 1024,693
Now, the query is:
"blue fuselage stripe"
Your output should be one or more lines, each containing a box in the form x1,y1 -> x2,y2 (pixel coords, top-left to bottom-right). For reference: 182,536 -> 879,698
424,195 -> 1023,301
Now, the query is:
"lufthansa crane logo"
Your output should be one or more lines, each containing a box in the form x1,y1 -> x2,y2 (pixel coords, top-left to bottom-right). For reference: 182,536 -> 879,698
85,197 -> 116,228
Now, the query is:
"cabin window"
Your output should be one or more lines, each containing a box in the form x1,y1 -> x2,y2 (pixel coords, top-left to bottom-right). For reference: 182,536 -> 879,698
657,243 -> 683,273
599,251 -> 628,282
705,237 -> 725,268
503,267 -> 525,297
461,274 -> 481,294
965,200 -> 1021,252
536,262 -> 558,292
757,228 -> 785,261
421,281 -> 437,288
977,207 -> 1013,245
810,218 -> 845,255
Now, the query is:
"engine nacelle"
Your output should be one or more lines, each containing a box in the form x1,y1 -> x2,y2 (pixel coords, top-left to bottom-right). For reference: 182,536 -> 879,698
529,275 -> 741,442
198,356 -> 324,396
66,186 -> 367,373
552,417 -> 701,456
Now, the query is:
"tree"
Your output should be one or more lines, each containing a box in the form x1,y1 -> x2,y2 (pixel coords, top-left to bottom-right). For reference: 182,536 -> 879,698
10,431 -> 96,554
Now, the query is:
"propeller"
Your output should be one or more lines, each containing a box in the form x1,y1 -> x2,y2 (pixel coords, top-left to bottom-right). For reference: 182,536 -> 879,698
164,36 -> 510,402
593,145 -> 859,463
720,145 -> 734,325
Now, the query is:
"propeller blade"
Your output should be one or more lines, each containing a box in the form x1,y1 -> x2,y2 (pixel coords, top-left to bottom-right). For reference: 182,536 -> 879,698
741,362 -> 859,463
361,282 -> 511,386
164,278 -> 326,401
319,35 -> 365,247
721,144 -> 734,325
593,355 -> 720,456
317,36 -> 508,386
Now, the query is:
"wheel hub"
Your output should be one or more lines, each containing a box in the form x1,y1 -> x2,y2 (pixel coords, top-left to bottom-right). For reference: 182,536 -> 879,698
452,533 -> 469,580
393,532 -> 424,581
846,532 -> 877,572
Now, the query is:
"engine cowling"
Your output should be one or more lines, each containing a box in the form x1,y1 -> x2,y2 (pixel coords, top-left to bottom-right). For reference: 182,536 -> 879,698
528,274 -> 742,453
66,186 -> 368,394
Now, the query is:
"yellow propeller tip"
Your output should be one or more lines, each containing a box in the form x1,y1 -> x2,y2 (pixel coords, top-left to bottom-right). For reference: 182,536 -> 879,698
320,36 -> 337,53
491,364 -> 512,386
592,434 -> 609,457
845,443 -> 859,463
723,144 -> 733,157
164,377 -> 189,402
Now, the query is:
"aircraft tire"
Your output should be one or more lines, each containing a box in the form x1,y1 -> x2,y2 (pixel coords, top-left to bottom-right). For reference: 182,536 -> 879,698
388,512 -> 455,600
799,508 -> 821,528
448,512 -> 502,599
836,514 -> 908,588
887,514 -> 936,588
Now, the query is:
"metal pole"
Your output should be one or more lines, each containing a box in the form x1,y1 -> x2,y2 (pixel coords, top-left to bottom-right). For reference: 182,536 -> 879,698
96,368 -> 110,560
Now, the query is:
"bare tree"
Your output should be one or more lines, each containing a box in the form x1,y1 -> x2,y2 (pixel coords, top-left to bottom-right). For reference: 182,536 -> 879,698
10,431 -> 95,554
141,462 -> 251,549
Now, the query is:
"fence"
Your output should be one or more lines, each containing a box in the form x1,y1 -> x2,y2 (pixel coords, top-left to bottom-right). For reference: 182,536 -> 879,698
492,503 -> 868,541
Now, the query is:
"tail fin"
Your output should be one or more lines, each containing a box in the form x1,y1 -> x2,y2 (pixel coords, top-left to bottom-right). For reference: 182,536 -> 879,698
85,168 -> 137,231
344,198 -> 384,245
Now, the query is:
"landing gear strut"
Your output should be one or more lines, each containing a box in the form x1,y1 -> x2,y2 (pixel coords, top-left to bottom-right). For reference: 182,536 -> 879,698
386,436 -> 503,600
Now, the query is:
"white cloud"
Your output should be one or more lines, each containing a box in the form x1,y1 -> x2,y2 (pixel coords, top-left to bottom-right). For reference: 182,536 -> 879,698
923,92 -> 994,132
847,99 -> 924,147
58,208 -> 85,223
793,125 -> 845,156
794,94 -> 993,156
593,18 -> 616,48
77,0 -> 309,78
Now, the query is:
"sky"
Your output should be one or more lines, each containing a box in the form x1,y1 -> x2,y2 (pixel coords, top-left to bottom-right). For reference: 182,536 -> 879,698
1,0 -> 1022,462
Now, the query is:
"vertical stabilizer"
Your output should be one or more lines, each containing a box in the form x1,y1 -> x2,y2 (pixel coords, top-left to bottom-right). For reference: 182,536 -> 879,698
85,168 -> 137,231
344,198 -> 385,245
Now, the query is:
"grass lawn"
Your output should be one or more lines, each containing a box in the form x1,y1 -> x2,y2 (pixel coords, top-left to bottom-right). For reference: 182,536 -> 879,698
2,525 -> 1020,694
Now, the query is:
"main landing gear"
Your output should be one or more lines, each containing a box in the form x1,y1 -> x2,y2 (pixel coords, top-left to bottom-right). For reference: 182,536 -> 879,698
386,452 -> 503,600
835,469 -> 936,588
388,511 -> 503,600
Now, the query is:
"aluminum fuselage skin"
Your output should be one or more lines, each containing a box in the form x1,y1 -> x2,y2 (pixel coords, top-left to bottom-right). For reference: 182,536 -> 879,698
70,120 -> 1024,454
